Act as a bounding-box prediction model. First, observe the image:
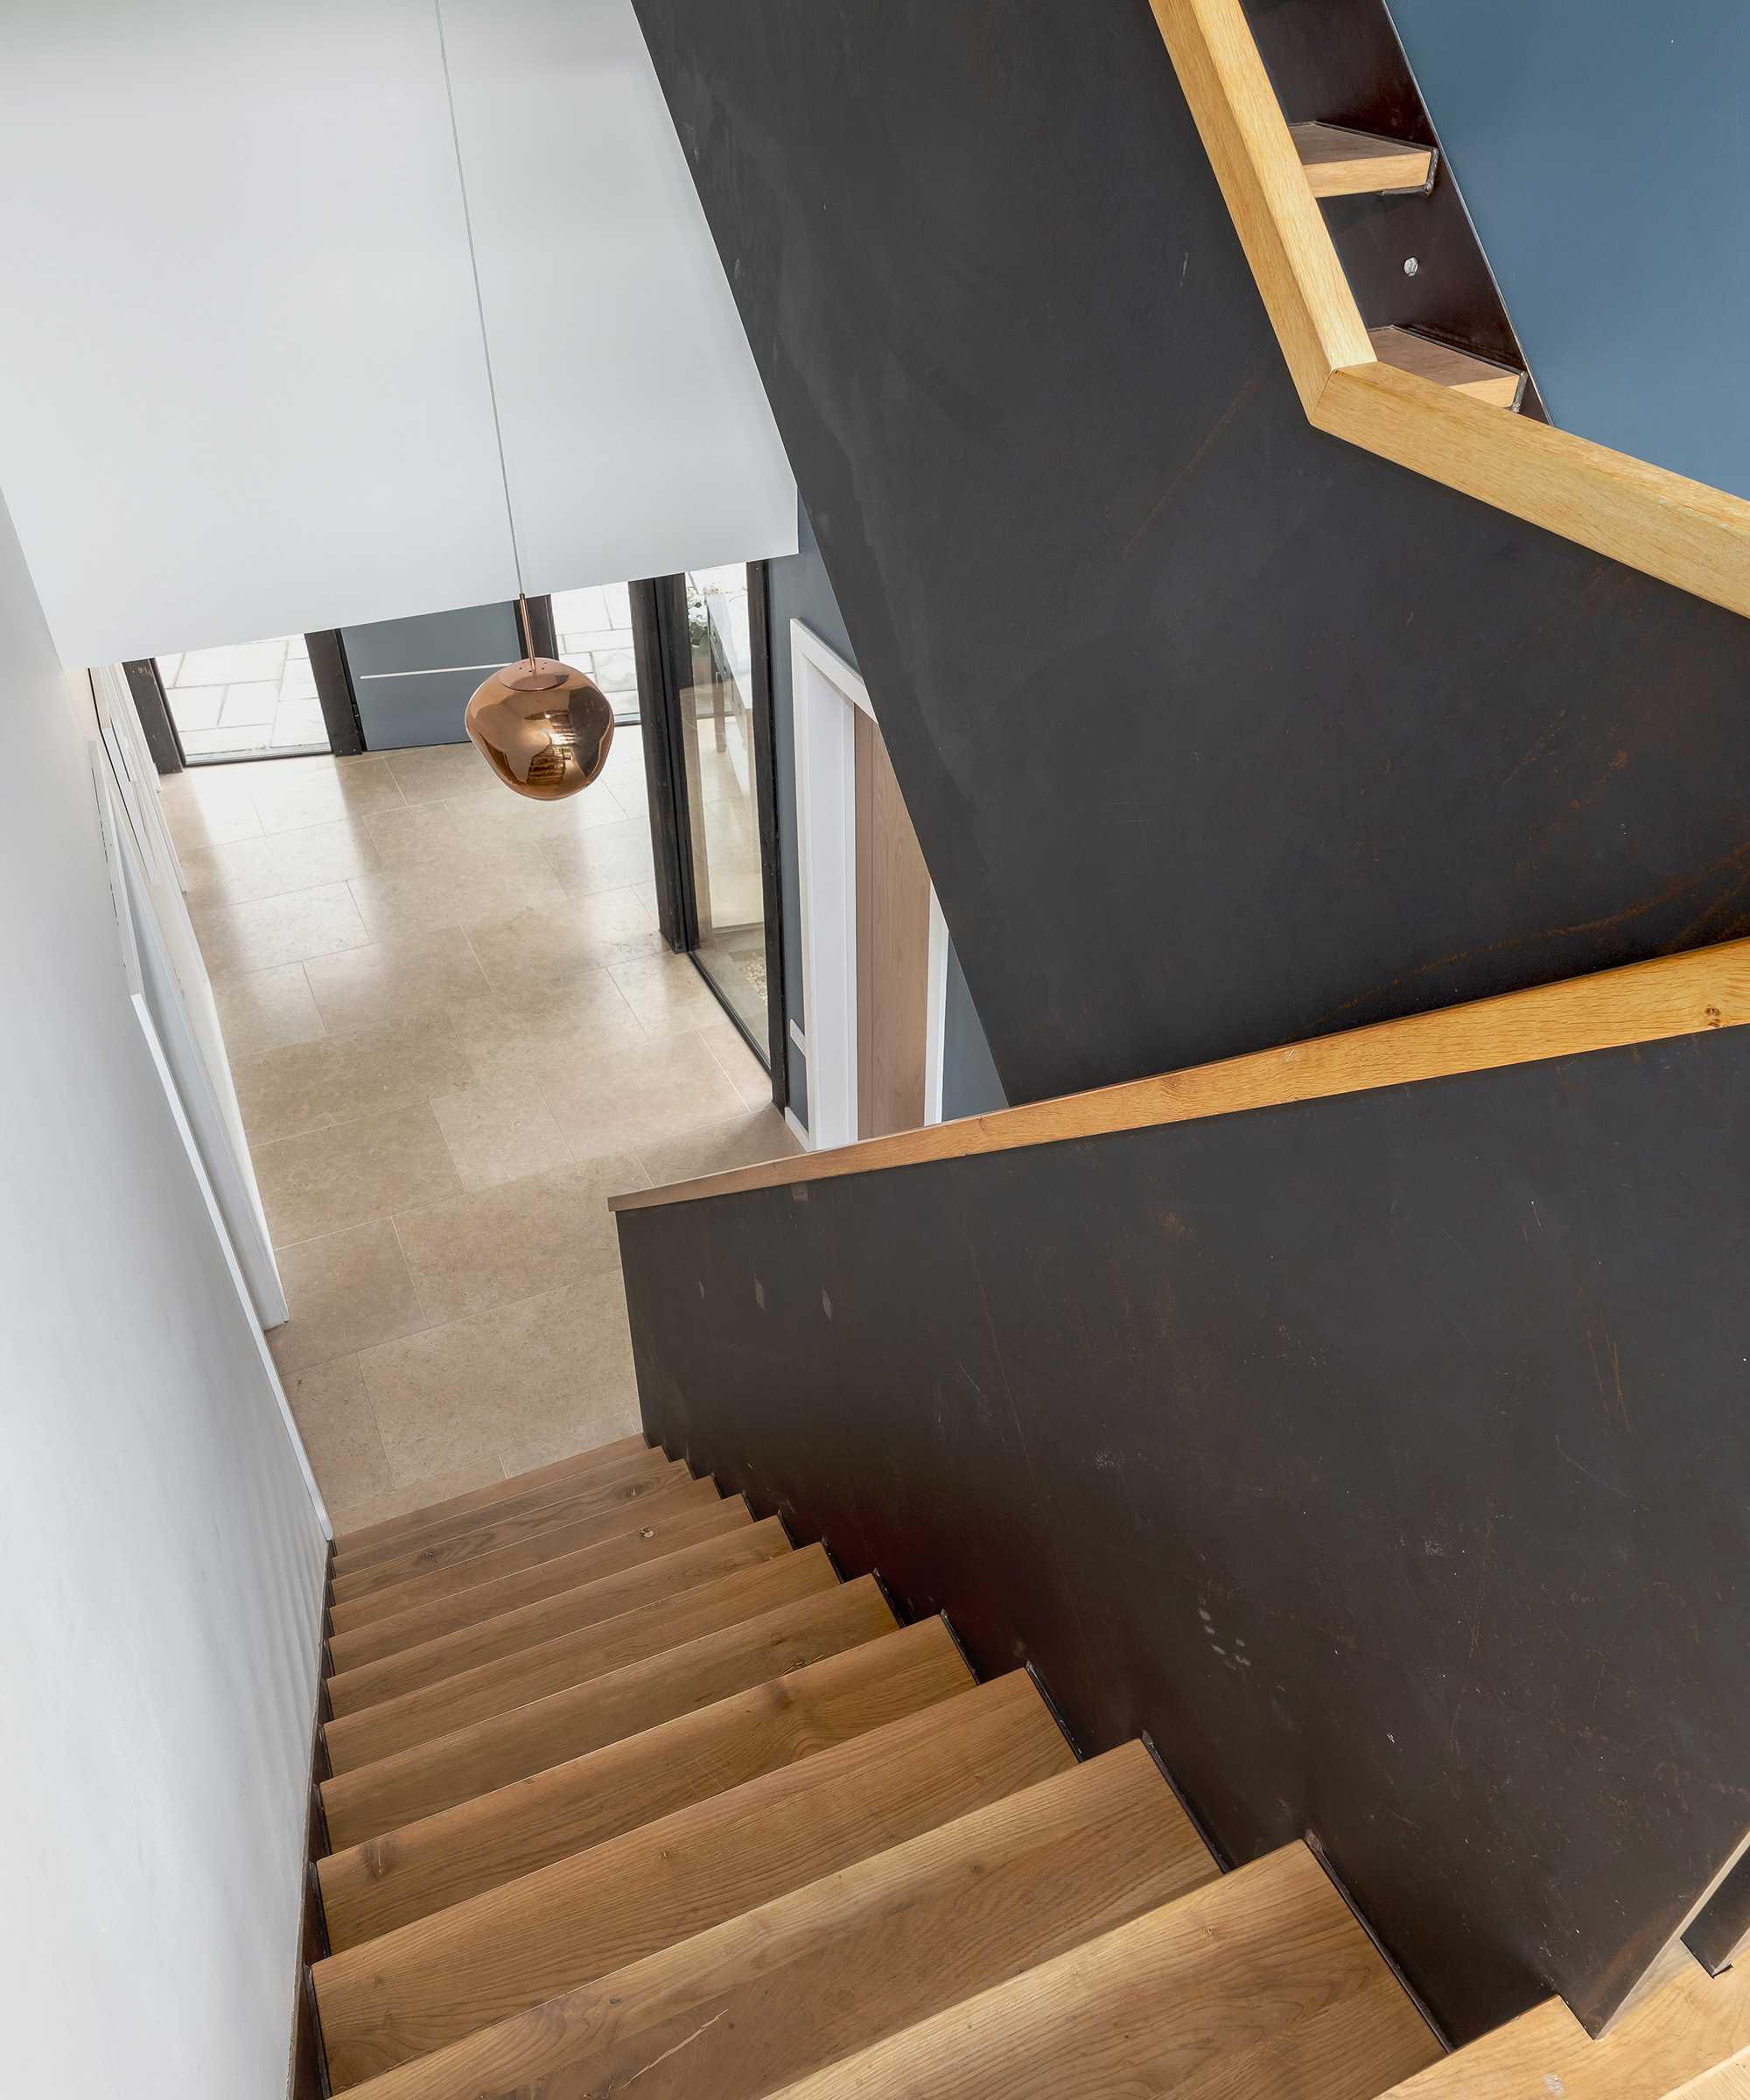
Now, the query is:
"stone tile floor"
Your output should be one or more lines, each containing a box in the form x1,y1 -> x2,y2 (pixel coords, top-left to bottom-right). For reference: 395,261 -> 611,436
160,728 -> 800,1533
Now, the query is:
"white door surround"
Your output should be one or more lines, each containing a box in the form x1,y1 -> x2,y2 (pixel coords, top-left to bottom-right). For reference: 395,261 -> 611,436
788,620 -> 947,1152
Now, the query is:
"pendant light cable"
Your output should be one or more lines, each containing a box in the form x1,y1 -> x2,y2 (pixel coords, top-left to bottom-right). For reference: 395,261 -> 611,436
434,0 -> 525,603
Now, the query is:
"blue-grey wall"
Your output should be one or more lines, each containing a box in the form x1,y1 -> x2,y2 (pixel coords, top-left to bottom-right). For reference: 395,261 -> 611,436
766,494 -> 1003,1133
1390,1 -> 1750,500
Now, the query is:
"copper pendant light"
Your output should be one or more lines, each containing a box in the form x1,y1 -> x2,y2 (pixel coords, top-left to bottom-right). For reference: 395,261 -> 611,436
437,0 -> 612,804
466,598 -> 614,801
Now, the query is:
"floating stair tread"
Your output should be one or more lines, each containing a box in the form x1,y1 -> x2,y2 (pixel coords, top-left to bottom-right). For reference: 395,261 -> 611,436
326,1516 -> 793,1716
332,1442 -> 668,1576
1368,326 -> 1525,411
757,1839 -> 1440,2100
329,1462 -> 691,1606
323,1545 -> 840,1773
1292,121 -> 1433,198
326,1500 -> 751,1675
331,1434 -> 649,1559
1376,1943 -> 1750,2100
337,1737 -> 1220,2100
318,1616 -> 974,1952
327,1475 -> 724,1637
315,1668 -> 1086,2087
318,1574 -> 898,1848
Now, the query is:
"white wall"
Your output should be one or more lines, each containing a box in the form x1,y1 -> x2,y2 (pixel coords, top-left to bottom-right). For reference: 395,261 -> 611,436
0,0 -> 795,668
0,489 -> 328,2091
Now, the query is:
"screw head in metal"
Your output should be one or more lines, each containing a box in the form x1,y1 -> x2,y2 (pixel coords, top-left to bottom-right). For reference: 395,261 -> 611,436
1404,256 -> 1419,276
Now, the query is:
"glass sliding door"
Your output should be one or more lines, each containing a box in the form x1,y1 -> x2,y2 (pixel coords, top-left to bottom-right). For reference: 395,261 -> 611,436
631,563 -> 785,1094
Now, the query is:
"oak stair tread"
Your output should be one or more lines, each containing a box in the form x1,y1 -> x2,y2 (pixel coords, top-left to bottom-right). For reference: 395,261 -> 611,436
313,1667 -> 1085,2088
1291,120 -> 1434,198
325,1514 -> 793,1716
760,1838 -> 1442,2100
328,1460 -> 691,1606
330,1442 -> 669,1578
326,1498 -> 752,1675
318,1572 -> 899,1847
330,1433 -> 650,1560
326,1473 -> 724,1637
318,1614 -> 975,1952
1368,325 -> 1526,412
322,1543 -> 840,1774
1375,1944 -> 1750,2100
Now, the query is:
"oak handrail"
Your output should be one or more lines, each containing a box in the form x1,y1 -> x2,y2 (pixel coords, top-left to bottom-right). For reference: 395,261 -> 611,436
609,936 -> 1750,1213
1145,0 -> 1750,622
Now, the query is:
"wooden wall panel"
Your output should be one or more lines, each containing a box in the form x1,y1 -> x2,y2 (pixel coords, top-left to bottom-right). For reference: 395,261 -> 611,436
620,1023 -> 1750,2043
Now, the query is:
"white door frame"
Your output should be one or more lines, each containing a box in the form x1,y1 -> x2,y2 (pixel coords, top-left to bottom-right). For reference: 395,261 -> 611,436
788,620 -> 946,1152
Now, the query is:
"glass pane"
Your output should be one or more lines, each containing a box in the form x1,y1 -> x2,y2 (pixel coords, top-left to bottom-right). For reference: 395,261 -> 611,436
155,633 -> 329,762
549,579 -> 640,720
680,564 -> 768,1054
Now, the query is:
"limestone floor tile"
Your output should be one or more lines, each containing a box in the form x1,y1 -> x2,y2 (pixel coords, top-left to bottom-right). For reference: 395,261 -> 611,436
383,742 -> 500,805
447,972 -> 646,1088
178,817 -> 382,906
607,948 -> 728,1037
633,1104 -> 803,1187
361,799 -> 471,865
429,1074 -> 572,1192
698,1013 -> 778,1110
467,891 -> 662,1002
253,1100 -> 463,1247
358,1271 -> 640,1484
190,880 -> 370,977
232,1011 -> 474,1143
327,1456 -> 507,1538
302,928 -> 493,1035
280,1355 -> 395,1514
347,845 -> 566,944
542,1029 -> 746,1158
213,962 -> 326,1059
157,773 -> 262,852
391,1152 -> 644,1324
268,1220 -> 430,1375
540,816 -> 658,900
499,1413 -> 648,1480
445,777 -> 632,845
248,755 -> 405,835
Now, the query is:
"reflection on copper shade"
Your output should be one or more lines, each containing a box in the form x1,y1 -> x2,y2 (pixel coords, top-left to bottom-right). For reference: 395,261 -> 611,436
465,658 -> 614,801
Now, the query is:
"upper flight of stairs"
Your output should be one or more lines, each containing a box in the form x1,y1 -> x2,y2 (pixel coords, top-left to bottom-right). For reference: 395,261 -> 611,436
303,1434 -> 1750,2099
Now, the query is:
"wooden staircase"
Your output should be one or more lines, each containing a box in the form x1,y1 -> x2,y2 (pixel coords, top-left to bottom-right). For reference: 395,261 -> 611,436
304,1433 -> 1750,2099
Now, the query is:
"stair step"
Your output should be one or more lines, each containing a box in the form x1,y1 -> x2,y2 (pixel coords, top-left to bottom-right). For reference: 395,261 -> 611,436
318,1574 -> 898,1848
323,1545 -> 839,1773
1291,121 -> 1434,198
314,1668 -> 1086,2088
331,1434 -> 650,1559
332,1442 -> 668,1576
318,1616 -> 974,1952
1368,325 -> 1526,410
327,1475 -> 724,1637
756,1840 -> 1441,2100
1373,1943 -> 1750,2100
335,1737 -> 1221,2100
327,1499 -> 752,1675
329,1461 -> 691,1608
326,1516 -> 794,1716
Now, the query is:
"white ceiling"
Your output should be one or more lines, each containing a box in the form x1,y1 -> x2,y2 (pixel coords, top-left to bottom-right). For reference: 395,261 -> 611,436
0,0 -> 796,667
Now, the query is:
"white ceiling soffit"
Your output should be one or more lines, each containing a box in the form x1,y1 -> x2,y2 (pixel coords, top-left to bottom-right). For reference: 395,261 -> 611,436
0,0 -> 796,668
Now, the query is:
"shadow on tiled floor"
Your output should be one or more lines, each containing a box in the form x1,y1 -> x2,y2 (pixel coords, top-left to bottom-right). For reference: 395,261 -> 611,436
160,732 -> 800,1532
